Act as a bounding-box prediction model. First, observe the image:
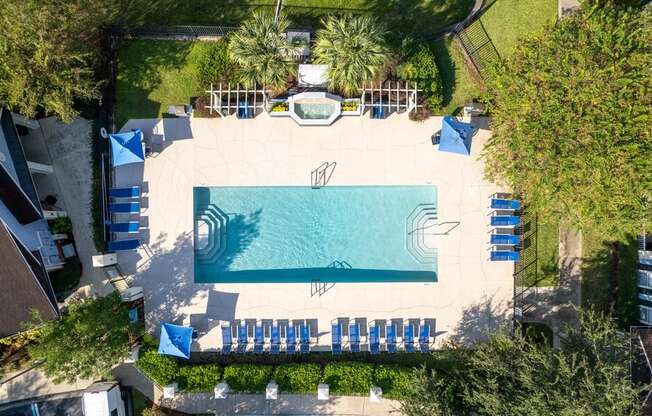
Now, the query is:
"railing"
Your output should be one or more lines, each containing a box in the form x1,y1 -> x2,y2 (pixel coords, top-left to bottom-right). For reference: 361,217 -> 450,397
311,162 -> 336,188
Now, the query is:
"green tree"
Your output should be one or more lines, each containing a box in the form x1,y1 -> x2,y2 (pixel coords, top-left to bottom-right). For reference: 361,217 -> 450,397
400,311 -> 643,415
314,14 -> 390,96
397,41 -> 443,111
27,292 -> 136,383
229,11 -> 294,91
0,1 -> 116,122
482,2 -> 652,239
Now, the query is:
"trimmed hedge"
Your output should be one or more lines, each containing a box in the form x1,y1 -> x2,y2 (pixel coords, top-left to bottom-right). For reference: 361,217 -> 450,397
178,364 -> 222,392
136,348 -> 178,386
273,363 -> 321,393
322,362 -> 374,395
373,364 -> 413,399
223,364 -> 273,393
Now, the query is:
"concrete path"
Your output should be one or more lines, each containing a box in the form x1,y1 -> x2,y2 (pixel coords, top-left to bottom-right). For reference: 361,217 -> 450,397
526,227 -> 582,347
38,117 -> 113,299
114,363 -> 402,415
0,365 -> 93,404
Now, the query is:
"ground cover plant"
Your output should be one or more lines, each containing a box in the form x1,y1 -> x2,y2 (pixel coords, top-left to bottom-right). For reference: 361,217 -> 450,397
398,40 -> 444,112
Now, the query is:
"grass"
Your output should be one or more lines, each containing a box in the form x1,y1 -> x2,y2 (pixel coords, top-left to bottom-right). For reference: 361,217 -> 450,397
581,231 -> 638,328
431,37 -> 481,115
131,389 -> 148,416
479,0 -> 557,58
49,258 -> 82,300
121,0 -> 474,36
116,40 -> 205,129
536,219 -> 559,286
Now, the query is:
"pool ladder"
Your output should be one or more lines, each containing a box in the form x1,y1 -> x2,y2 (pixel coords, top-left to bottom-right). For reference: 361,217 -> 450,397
311,162 -> 336,188
311,279 -> 335,297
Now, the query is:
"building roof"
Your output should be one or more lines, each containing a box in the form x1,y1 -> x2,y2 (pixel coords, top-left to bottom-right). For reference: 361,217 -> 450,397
0,220 -> 57,336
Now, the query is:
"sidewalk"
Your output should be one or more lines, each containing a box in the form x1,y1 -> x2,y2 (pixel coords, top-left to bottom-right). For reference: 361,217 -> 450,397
0,365 -> 93,404
38,116 -> 113,299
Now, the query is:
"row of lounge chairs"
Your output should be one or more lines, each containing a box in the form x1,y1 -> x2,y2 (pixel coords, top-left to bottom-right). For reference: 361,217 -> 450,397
332,320 -> 432,354
107,186 -> 143,251
219,319 -> 435,354
489,197 -> 521,262
221,321 -> 312,354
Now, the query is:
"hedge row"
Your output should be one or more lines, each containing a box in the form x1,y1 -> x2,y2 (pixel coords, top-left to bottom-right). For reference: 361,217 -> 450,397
136,352 -> 413,399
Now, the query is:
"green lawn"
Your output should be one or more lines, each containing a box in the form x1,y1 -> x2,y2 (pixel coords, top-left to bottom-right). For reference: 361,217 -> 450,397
432,37 -> 481,115
116,40 -> 205,129
479,0 -> 557,58
536,219 -> 560,286
581,231 -> 638,328
124,0 -> 474,36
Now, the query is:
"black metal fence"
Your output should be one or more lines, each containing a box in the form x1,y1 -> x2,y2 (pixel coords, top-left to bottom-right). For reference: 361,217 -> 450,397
513,211 -> 540,322
112,25 -> 237,40
455,18 -> 501,80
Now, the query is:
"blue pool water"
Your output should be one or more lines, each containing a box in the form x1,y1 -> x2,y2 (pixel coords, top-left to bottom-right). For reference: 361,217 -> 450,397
193,186 -> 437,283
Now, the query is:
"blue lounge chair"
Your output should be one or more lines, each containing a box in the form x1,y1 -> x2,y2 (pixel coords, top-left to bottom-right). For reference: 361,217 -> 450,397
491,250 -> 521,261
237,324 -> 248,353
299,325 -> 310,354
238,101 -> 252,119
107,239 -> 139,251
109,221 -> 140,233
369,325 -> 380,355
404,324 -> 415,352
490,198 -> 520,210
490,234 -> 520,245
221,324 -> 232,354
419,324 -> 430,353
349,323 -> 360,353
109,186 -> 140,198
270,325 -> 280,354
490,215 -> 520,227
331,323 -> 342,355
371,105 -> 385,119
109,202 -> 140,214
286,325 -> 296,354
386,324 -> 397,353
254,325 -> 264,353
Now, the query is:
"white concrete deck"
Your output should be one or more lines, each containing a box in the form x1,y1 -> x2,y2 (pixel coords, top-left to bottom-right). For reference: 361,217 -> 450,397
117,113 -> 513,351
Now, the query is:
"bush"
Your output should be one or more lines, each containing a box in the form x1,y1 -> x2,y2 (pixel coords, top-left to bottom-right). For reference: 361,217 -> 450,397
178,364 -> 222,392
373,364 -> 413,399
223,364 -> 273,392
190,40 -> 236,86
322,362 -> 373,395
273,363 -> 321,393
397,41 -> 442,112
49,217 -> 72,234
136,349 -> 179,386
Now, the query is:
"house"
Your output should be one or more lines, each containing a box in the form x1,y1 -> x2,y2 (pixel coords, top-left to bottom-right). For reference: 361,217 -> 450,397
0,108 -> 67,336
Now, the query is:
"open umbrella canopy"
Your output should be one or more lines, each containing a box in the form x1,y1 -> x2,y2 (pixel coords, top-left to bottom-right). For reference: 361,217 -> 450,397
158,323 -> 193,359
439,116 -> 475,156
109,129 -> 144,167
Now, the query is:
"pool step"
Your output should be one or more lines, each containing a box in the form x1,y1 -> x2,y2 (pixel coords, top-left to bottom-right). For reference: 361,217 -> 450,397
406,204 -> 438,264
195,204 -> 229,264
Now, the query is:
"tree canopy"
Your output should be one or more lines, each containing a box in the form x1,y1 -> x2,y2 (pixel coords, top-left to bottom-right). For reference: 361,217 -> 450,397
0,1 -> 118,122
229,11 -> 295,91
400,310 -> 644,415
314,14 -> 390,96
27,292 -> 137,383
483,2 -> 652,238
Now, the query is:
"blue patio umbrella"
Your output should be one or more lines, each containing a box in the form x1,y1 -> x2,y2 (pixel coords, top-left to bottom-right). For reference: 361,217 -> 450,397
109,129 -> 145,167
438,116 -> 475,156
158,323 -> 193,359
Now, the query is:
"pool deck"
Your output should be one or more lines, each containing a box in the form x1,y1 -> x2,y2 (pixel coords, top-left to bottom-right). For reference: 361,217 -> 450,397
116,113 -> 514,351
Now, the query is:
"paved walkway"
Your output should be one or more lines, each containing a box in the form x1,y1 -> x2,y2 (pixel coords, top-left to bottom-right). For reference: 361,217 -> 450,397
526,227 -> 582,347
38,117 -> 113,299
0,365 -> 93,404
114,363 -> 402,415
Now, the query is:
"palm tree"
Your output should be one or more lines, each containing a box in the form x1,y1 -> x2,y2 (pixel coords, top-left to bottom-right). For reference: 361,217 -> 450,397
314,14 -> 390,96
229,11 -> 295,91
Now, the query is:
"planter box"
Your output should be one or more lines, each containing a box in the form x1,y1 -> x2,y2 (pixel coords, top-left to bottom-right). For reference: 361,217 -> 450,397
268,111 -> 290,117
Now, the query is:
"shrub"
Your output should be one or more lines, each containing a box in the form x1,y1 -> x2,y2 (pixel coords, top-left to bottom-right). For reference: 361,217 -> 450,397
397,42 -> 442,112
136,349 -> 178,386
373,364 -> 413,399
223,364 -> 273,392
190,40 -> 235,86
322,362 -> 373,395
178,364 -> 222,392
273,363 -> 321,393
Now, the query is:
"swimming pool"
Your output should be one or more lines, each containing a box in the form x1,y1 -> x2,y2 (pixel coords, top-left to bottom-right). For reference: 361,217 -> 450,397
193,186 -> 437,283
